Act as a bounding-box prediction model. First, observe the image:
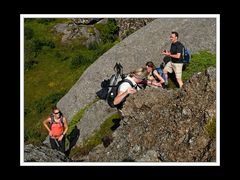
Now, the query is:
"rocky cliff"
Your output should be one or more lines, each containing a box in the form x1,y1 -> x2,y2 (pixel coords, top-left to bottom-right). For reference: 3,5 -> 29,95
79,67 -> 216,162
24,144 -> 70,162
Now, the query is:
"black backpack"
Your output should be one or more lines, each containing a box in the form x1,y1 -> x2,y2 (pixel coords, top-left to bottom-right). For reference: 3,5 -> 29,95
107,63 -> 137,108
96,63 -> 124,101
96,63 -> 135,109
107,78 -> 135,108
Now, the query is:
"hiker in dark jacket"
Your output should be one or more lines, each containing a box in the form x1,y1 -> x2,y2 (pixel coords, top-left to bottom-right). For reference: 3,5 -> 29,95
162,31 -> 184,88
43,106 -> 68,153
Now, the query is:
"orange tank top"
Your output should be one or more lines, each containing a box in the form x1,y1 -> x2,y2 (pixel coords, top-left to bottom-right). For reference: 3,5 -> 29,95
51,121 -> 64,138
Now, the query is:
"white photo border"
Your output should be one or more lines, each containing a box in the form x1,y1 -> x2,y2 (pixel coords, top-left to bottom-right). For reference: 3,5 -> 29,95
20,14 -> 220,166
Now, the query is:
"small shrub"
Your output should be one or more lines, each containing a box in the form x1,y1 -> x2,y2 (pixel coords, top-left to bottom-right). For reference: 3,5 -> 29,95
95,18 -> 119,43
34,90 -> 66,113
24,27 -> 34,40
37,18 -> 56,24
54,50 -> 69,61
70,50 -> 97,69
94,42 -> 115,56
35,97 -> 46,113
88,42 -> 99,50
24,60 -> 38,71
204,116 -> 216,139
25,128 -> 46,145
70,54 -> 88,69
24,106 -> 31,116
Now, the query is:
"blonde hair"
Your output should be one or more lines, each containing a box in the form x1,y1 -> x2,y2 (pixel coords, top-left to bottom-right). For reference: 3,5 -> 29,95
130,67 -> 148,79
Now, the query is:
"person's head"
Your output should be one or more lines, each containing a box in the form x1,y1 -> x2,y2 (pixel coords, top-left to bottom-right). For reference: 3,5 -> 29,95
145,61 -> 156,73
130,67 -> 148,83
52,106 -> 61,118
170,31 -> 178,43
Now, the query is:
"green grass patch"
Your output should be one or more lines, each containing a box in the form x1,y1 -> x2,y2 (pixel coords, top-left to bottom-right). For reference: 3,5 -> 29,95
182,51 -> 216,81
69,113 -> 121,158
204,116 -> 216,139
67,98 -> 99,138
24,18 -> 119,145
94,19 -> 119,43
167,50 -> 216,89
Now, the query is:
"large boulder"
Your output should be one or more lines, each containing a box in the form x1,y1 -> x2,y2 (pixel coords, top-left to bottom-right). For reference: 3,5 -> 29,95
57,18 -> 216,122
24,144 -> 70,162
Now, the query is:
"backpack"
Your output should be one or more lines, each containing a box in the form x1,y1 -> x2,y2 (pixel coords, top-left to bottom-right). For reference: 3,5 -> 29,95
96,63 -> 137,108
106,63 -> 135,108
182,46 -> 191,71
155,67 -> 166,82
96,63 -> 125,101
182,46 -> 191,64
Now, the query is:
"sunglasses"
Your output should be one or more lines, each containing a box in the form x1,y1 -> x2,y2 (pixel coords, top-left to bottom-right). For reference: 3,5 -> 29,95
53,112 -> 60,114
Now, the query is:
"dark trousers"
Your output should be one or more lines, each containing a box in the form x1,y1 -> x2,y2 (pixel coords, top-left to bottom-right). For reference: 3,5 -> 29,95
49,136 -> 65,153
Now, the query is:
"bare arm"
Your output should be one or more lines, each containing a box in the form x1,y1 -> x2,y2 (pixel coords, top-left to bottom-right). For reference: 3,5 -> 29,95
43,117 -> 51,136
113,87 -> 136,105
153,70 -> 165,83
58,117 -> 68,141
147,80 -> 162,87
162,51 -> 181,59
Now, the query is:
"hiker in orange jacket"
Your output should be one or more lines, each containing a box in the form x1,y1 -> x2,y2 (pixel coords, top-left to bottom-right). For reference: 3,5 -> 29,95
43,106 -> 68,153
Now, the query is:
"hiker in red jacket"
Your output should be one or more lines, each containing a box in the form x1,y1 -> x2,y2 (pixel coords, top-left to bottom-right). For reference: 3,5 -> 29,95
43,106 -> 68,153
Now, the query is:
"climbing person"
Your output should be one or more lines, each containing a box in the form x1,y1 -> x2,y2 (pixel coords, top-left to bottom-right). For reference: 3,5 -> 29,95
43,106 -> 68,153
113,67 -> 148,109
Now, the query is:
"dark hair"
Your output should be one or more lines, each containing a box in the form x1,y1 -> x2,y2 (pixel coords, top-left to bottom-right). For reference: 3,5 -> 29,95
146,61 -> 156,69
52,106 -> 62,116
171,31 -> 179,38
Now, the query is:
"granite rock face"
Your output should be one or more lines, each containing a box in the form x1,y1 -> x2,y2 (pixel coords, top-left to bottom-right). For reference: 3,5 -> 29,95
24,144 -> 70,162
57,18 -> 216,123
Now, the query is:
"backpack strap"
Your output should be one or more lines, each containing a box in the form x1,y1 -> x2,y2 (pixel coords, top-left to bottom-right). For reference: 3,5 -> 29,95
121,78 -> 143,90
50,115 -> 64,129
152,69 -> 159,81
50,115 -> 54,124
121,78 -> 135,88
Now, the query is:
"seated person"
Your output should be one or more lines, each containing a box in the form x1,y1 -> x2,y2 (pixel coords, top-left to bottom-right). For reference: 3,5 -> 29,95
145,61 -> 165,87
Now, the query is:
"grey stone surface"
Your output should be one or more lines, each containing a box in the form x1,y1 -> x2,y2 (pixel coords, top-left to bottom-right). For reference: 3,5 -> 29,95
24,144 -> 70,162
75,100 -> 117,146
